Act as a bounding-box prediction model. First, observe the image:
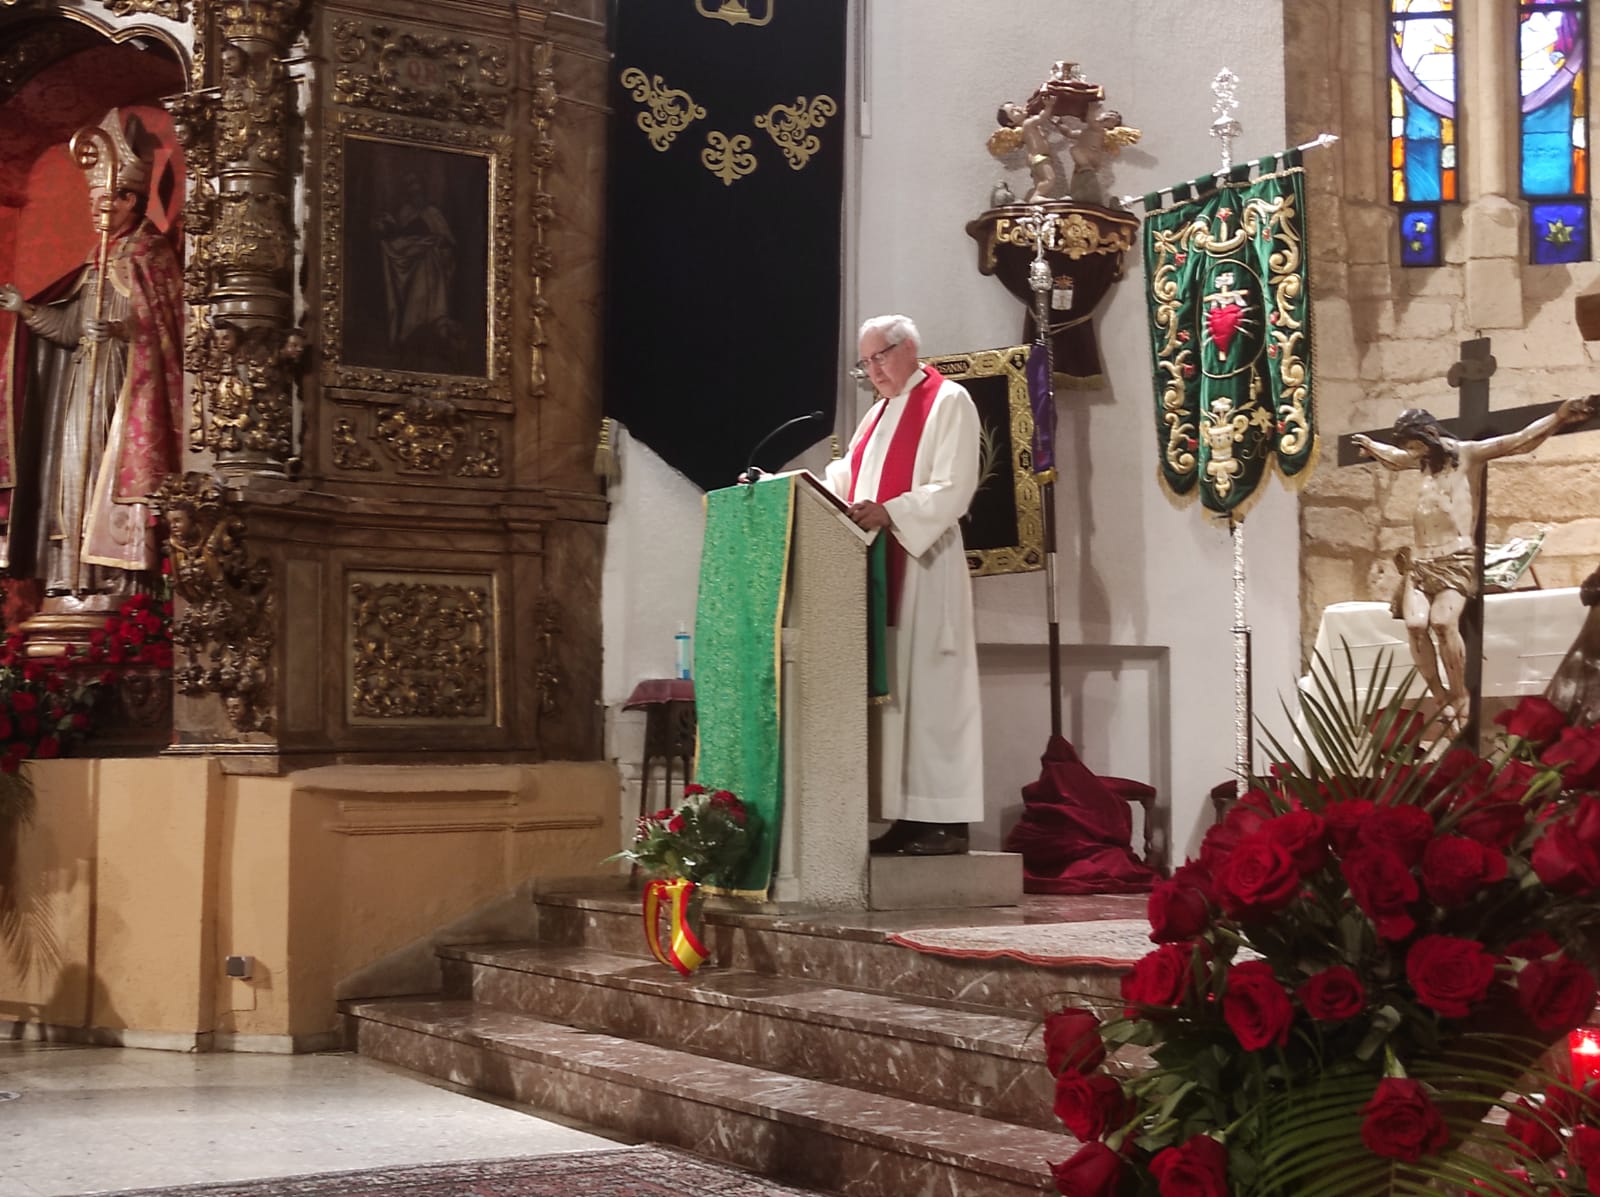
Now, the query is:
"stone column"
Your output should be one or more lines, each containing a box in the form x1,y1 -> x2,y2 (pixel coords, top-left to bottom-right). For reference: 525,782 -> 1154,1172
1462,0 -> 1525,331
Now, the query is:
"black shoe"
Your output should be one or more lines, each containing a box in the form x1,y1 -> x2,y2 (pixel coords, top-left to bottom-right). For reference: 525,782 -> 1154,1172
870,820 -> 969,856
869,820 -> 921,855
899,823 -> 969,856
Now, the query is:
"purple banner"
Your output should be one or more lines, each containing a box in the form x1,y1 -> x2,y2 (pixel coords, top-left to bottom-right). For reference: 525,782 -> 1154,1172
1027,339 -> 1056,476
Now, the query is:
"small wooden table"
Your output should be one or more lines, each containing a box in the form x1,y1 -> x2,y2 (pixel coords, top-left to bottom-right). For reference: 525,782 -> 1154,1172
624,679 -> 697,820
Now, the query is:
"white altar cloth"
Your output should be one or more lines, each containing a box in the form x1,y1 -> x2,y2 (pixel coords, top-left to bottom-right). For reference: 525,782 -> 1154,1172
1305,589 -> 1586,706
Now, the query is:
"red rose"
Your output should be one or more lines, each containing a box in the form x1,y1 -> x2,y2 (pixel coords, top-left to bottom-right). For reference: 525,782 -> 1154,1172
1506,932 -> 1561,960
1264,810 -> 1328,875
651,808 -> 675,822
1361,1077 -> 1449,1161
1342,846 -> 1419,940
1052,1071 -> 1132,1142
667,815 -> 686,833
1419,835 -> 1506,907
1214,834 -> 1300,918
1200,804 -> 1267,874
1506,1096 -> 1563,1159
1533,818 -> 1600,893
1149,1134 -> 1229,1197
33,735 -> 58,759
1048,1141 -> 1122,1197
1323,800 -> 1374,854
1148,876 -> 1212,943
1454,793 -> 1529,850
1571,1124 -> 1600,1188
1406,935 -> 1497,1019
1432,746 -> 1493,795
1358,803 -> 1435,867
1121,942 -> 1200,1012
11,691 -> 36,714
1497,696 -> 1570,745
1516,954 -> 1597,1032
1042,1008 -> 1106,1075
1298,965 -> 1366,1021
1544,725 -> 1600,789
1223,959 -> 1294,1051
0,715 -> 11,740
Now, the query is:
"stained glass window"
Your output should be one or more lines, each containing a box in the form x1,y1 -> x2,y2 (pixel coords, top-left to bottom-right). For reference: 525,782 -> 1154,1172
1520,0 -> 1590,264
1390,1 -> 1459,267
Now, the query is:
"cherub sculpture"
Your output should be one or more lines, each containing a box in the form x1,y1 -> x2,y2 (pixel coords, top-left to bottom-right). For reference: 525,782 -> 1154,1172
988,61 -> 1141,206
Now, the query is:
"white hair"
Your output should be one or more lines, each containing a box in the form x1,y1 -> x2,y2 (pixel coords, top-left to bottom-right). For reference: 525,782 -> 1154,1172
857,314 -> 920,353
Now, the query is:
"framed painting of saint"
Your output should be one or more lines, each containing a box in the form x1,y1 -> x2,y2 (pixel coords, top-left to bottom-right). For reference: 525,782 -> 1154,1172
923,346 -> 1045,577
321,112 -> 512,403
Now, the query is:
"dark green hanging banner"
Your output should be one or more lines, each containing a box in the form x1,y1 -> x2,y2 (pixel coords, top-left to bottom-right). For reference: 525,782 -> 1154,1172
1142,152 -> 1317,518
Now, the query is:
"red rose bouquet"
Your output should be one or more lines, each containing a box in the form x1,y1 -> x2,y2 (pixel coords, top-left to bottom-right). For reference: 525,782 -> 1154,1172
610,784 -> 754,887
1045,654 -> 1600,1196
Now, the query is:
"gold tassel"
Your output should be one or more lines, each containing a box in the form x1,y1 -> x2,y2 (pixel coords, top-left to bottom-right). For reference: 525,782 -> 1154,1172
594,417 -> 621,484
829,434 -> 842,460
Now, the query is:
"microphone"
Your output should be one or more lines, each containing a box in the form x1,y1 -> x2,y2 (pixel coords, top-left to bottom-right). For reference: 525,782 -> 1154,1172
744,410 -> 825,482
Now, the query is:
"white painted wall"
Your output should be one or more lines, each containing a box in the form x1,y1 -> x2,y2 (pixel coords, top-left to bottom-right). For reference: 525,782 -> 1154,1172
602,0 -> 1300,863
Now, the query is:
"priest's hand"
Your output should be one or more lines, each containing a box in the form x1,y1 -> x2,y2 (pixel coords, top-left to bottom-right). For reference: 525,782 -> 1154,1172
847,499 -> 891,531
0,285 -> 22,314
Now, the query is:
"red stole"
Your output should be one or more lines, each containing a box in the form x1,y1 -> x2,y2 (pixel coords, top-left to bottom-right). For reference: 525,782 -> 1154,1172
847,366 -> 943,624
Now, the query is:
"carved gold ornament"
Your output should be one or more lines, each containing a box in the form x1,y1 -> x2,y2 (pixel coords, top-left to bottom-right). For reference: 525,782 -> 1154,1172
528,40 -> 558,398
701,130 -> 756,186
331,417 -> 379,471
696,0 -> 773,27
103,0 -> 185,13
373,396 -> 461,474
994,211 -> 1134,260
755,94 -> 837,170
349,578 -> 492,721
455,427 -> 502,478
154,473 -> 276,735
332,19 -> 511,128
620,68 -> 706,152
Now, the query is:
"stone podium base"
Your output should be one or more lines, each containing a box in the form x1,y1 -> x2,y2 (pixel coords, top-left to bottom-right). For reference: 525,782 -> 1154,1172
867,850 -> 1023,911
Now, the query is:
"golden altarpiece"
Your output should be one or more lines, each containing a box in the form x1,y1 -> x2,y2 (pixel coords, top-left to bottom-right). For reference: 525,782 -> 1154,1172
1,0 -> 606,764
0,0 -> 617,1049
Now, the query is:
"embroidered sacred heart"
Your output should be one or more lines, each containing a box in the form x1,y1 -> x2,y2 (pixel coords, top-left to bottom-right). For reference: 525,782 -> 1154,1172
1205,302 -> 1246,358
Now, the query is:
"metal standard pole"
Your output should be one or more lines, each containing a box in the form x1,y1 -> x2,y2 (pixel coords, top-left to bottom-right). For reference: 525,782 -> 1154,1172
1025,214 -> 1063,738
1211,68 -> 1253,795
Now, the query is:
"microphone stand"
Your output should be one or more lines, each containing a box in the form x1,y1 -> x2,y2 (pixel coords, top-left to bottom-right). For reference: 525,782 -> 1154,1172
743,409 -> 825,482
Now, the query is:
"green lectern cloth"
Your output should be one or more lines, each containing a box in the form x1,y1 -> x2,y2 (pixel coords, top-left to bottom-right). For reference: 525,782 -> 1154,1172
694,477 -> 796,896
694,475 -> 889,897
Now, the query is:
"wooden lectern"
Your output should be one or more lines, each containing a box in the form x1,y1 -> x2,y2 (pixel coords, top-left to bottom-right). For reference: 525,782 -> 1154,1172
771,472 -> 875,909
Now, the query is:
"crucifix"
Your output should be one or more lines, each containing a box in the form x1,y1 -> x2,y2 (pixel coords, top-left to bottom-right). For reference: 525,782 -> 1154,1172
1336,337 -> 1600,744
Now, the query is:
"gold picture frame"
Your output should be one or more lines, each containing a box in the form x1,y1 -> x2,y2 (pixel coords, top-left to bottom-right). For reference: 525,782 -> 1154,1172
922,346 -> 1045,578
320,110 -> 513,403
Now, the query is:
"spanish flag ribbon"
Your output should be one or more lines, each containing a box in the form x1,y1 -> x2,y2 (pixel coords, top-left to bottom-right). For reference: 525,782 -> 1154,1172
641,877 -> 709,976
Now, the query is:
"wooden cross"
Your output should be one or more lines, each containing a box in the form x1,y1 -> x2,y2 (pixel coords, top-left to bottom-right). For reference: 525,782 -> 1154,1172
1335,337 -> 1600,745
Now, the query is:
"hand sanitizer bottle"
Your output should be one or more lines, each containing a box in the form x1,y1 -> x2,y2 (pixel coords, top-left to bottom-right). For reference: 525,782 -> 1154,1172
675,623 -> 692,680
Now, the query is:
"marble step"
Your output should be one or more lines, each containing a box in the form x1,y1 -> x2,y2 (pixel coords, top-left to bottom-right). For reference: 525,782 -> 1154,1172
532,893 -> 1127,1016
346,997 -> 1065,1197
438,942 -> 1059,1130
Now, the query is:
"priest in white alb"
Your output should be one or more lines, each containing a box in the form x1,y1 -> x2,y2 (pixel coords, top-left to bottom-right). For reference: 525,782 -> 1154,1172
825,314 -> 984,855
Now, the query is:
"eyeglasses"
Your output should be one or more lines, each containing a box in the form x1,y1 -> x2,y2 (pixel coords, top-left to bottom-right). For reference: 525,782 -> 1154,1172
853,340 -> 903,372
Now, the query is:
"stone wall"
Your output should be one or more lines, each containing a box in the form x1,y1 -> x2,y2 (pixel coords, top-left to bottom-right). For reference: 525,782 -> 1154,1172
1286,0 -> 1600,658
